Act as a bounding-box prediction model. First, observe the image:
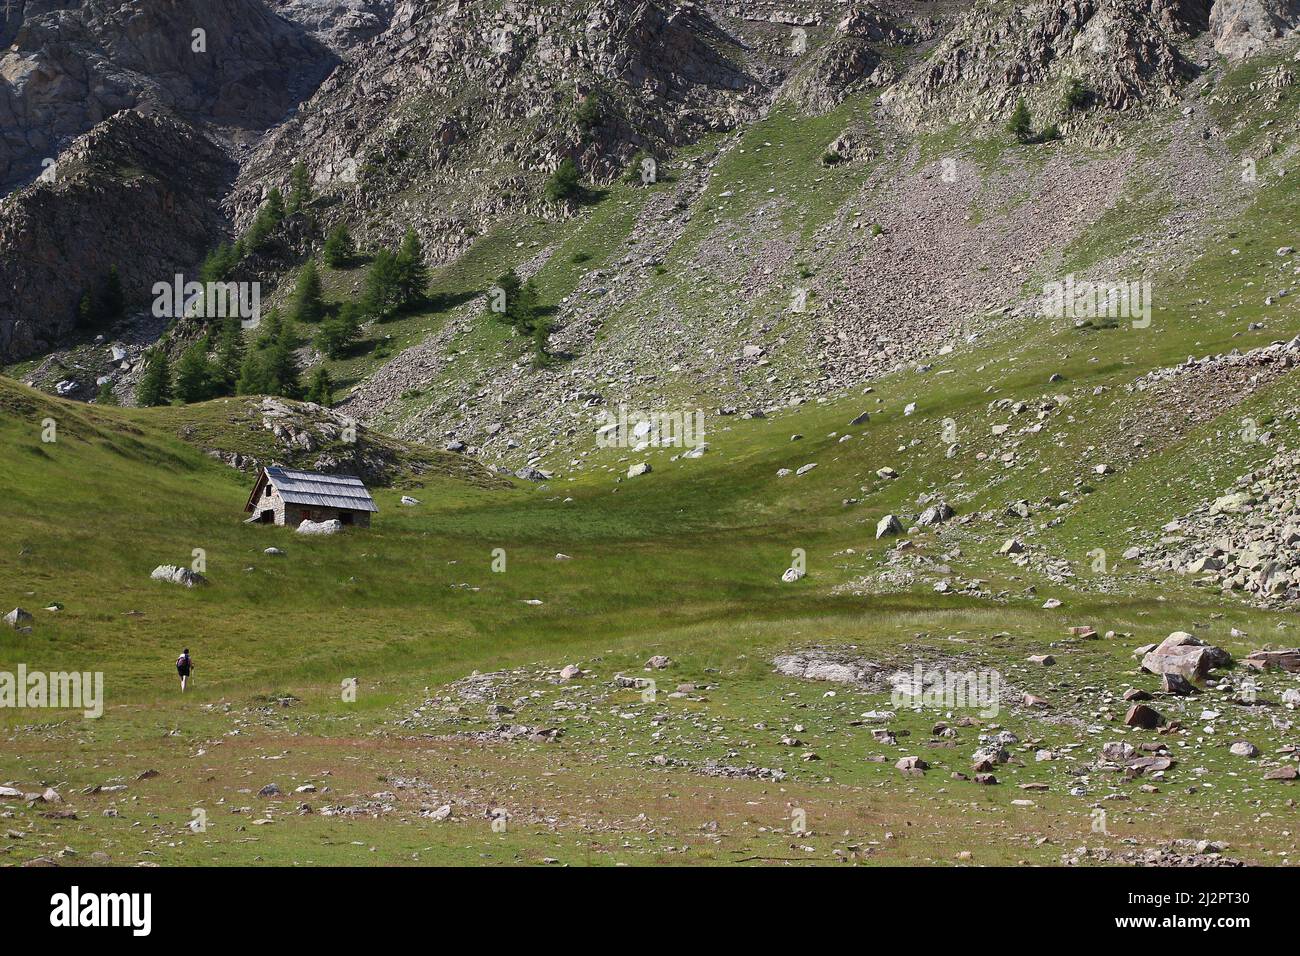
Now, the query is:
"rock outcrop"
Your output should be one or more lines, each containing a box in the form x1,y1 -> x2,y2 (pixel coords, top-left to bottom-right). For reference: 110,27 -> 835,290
0,109 -> 234,363
0,0 -> 334,191
1210,0 -> 1300,59
231,0 -> 762,254
882,0 -> 1210,129
1143,439 -> 1300,606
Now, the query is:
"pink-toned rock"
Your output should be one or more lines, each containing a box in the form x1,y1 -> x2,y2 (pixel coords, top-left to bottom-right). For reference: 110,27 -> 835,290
1243,649 -> 1300,673
1140,632 -> 1231,680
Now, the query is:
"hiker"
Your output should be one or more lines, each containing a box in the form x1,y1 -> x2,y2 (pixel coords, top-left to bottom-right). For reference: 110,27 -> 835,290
176,648 -> 194,692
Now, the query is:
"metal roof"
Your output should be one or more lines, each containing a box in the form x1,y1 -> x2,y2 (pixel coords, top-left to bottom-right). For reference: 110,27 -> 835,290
263,467 -> 379,513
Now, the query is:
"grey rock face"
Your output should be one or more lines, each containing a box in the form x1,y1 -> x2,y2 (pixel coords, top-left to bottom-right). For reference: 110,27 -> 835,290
0,110 -> 234,363
267,0 -> 395,51
1210,0 -> 1300,59
230,0 -> 761,255
882,0 -> 1208,129
0,0 -> 334,191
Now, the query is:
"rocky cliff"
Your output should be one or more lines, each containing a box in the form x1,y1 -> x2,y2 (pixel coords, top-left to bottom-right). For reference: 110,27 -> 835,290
0,0 -> 335,192
881,0 -> 1211,129
230,0 -> 768,255
0,109 -> 233,362
1210,0 -> 1300,58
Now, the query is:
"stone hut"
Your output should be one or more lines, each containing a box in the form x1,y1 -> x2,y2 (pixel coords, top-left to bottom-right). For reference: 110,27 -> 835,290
244,467 -> 377,528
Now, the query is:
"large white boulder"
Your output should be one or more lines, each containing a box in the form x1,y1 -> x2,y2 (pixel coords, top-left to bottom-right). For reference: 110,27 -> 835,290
297,519 -> 343,535
150,566 -> 208,587
4,608 -> 33,629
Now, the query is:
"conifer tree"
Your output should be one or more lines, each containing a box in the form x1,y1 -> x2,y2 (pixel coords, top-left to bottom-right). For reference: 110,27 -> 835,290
290,260 -> 326,325
323,223 -> 354,267
136,349 -> 173,406
394,228 -> 429,307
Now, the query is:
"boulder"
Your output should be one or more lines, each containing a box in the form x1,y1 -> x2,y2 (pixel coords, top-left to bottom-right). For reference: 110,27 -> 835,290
1160,673 -> 1199,696
773,655 -> 873,684
559,664 -> 582,680
1243,648 -> 1300,672
917,502 -> 954,527
150,566 -> 208,587
296,519 -> 342,535
1126,755 -> 1175,775
1124,703 -> 1165,729
645,656 -> 672,670
626,462 -> 651,478
782,567 -> 805,583
1229,740 -> 1260,758
1101,741 -> 1135,763
4,608 -> 33,629
1141,632 -> 1232,679
972,747 -> 1008,770
875,514 -> 903,539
